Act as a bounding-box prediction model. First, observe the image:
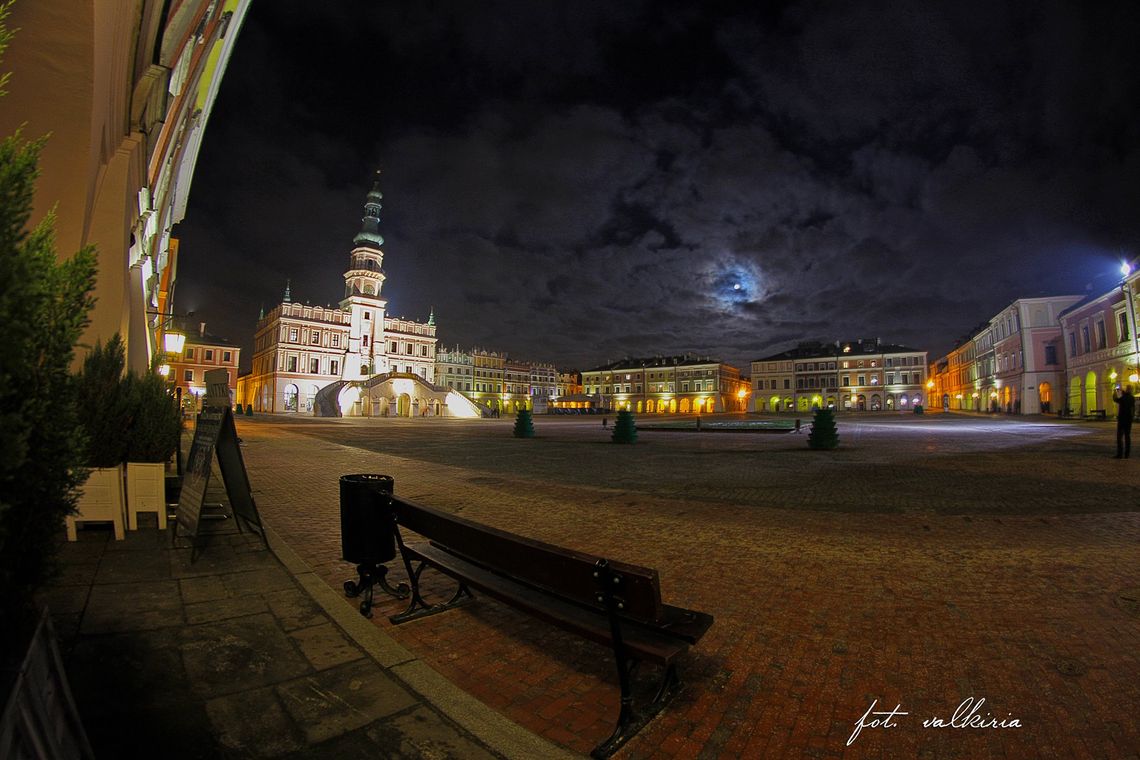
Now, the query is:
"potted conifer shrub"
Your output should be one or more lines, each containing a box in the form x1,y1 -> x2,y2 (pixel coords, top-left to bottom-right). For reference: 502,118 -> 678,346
69,335 -> 132,540
124,370 -> 182,530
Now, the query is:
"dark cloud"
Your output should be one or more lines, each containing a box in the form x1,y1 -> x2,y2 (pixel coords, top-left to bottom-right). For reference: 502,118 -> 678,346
175,0 -> 1140,373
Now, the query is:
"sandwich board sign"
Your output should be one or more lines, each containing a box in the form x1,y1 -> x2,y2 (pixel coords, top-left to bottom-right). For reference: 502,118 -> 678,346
175,369 -> 266,553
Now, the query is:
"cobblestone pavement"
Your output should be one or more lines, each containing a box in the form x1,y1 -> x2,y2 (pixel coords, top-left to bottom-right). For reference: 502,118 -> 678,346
234,412 -> 1140,759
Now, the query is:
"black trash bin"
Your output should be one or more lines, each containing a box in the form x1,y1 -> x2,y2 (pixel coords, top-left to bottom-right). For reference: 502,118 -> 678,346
340,474 -> 407,616
339,473 -> 396,564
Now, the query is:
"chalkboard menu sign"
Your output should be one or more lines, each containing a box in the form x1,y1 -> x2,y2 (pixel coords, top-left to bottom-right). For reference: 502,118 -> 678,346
175,369 -> 266,549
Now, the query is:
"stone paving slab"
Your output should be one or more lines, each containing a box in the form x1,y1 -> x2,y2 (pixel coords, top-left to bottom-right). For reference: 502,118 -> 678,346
45,520 -> 543,759
235,413 -> 1140,759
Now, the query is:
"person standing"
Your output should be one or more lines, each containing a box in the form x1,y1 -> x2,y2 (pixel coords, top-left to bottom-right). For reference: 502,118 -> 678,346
1113,384 -> 1135,458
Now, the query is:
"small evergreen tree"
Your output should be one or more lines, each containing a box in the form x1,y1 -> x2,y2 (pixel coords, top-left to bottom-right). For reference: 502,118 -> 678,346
611,409 -> 638,444
75,334 -> 132,467
124,370 -> 182,462
0,6 -> 99,635
807,407 -> 839,450
513,408 -> 535,438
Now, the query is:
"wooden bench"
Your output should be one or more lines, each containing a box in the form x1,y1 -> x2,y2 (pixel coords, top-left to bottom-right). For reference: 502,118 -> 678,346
384,494 -> 713,759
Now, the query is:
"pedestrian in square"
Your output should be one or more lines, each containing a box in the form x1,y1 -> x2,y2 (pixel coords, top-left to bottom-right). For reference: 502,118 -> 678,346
1113,384 -> 1134,458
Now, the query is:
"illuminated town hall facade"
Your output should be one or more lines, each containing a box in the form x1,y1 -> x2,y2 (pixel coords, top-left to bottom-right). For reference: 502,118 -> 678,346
238,177 -> 477,417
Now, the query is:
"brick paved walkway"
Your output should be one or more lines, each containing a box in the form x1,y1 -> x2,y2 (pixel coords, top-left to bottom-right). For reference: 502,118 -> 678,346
235,413 -> 1140,759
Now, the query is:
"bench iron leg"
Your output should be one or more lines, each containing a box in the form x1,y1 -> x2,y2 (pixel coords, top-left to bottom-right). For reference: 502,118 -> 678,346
591,558 -> 682,759
389,561 -> 475,624
344,562 -> 411,618
590,663 -> 679,759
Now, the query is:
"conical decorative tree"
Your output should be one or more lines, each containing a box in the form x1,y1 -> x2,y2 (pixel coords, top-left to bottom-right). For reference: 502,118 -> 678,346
807,407 -> 839,450
513,408 -> 535,438
611,409 -> 638,444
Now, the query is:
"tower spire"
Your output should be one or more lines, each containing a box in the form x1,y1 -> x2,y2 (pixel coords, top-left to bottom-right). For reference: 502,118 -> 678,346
353,169 -> 385,249
284,278 -> 291,303
428,306 -> 435,326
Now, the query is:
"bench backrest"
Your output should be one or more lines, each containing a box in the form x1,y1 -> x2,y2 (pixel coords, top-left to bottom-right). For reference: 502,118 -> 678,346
391,496 -> 664,624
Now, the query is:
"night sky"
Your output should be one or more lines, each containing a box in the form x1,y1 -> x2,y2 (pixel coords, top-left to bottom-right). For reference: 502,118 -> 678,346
174,1 -> 1140,374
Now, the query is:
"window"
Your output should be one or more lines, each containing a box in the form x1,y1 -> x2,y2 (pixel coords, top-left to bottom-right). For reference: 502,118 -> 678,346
332,334 -> 340,347
886,373 -> 894,384
858,375 -> 865,385
311,331 -> 320,344
287,356 -> 297,372
842,375 -> 850,386
1069,332 -> 1077,355
783,379 -> 790,390
1082,325 -> 1091,353
389,341 -> 397,352
223,351 -> 232,363
183,369 -> 193,382
185,348 -> 195,359
1044,345 -> 1057,365
204,349 -> 214,361
421,346 -> 428,356
1096,320 -> 1107,350
288,328 -> 298,342
886,358 -> 893,367
363,312 -> 371,320
331,360 -> 339,375
404,344 -> 412,355
310,359 -> 319,373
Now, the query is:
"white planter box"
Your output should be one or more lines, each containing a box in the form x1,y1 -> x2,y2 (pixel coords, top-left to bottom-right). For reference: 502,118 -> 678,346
66,465 -> 124,541
125,461 -> 168,530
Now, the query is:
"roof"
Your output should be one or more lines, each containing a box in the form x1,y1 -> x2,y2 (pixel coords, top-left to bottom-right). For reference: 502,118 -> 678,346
584,354 -> 727,372
751,338 -> 924,363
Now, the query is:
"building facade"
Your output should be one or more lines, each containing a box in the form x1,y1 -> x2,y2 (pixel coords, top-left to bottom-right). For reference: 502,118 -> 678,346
433,348 -> 558,413
168,322 -> 240,412
751,339 -> 929,413
237,177 -> 442,414
581,356 -> 748,414
1059,271 -> 1140,417
1,0 -> 250,371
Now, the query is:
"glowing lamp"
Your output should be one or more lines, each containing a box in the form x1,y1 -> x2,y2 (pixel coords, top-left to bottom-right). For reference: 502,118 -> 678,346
926,380 -> 934,389
163,330 -> 186,355
1131,373 -> 1140,384
1110,369 -> 1119,380
158,364 -> 170,377
1122,262 -> 1132,277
